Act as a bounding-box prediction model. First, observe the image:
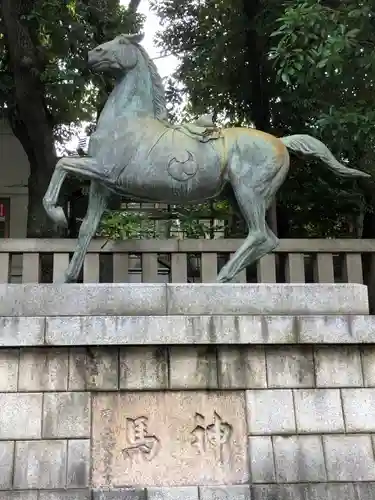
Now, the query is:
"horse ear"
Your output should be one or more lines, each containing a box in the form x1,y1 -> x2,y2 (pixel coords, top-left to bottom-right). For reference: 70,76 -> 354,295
126,33 -> 144,44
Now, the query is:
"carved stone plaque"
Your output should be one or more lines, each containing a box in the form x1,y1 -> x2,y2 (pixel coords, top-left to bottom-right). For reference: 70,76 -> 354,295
92,392 -> 248,487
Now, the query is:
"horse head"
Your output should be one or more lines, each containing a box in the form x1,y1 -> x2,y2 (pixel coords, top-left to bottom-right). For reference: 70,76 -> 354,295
88,33 -> 145,74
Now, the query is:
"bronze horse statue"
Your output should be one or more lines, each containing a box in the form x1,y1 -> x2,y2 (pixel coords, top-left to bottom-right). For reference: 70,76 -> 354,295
43,33 -> 370,283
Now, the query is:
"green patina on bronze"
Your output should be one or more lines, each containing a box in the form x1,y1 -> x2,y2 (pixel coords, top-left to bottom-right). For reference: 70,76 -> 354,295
43,33 -> 370,283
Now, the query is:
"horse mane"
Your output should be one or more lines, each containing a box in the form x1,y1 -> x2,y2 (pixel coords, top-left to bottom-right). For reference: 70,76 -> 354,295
134,43 -> 168,120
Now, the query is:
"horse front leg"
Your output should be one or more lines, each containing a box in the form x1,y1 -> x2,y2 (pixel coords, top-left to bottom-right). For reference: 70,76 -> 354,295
43,160 -> 69,227
64,181 -> 109,283
43,156 -> 99,227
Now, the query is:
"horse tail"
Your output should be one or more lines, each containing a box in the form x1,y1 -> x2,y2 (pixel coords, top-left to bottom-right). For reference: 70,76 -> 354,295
280,134 -> 370,178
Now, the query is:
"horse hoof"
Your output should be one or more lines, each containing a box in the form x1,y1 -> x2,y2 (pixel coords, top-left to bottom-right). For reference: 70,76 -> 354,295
44,199 -> 68,227
63,273 -> 77,284
52,207 -> 68,228
216,274 -> 232,283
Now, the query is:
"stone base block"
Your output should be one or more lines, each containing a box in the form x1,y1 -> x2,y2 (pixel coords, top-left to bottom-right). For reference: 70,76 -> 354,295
2,343 -> 375,496
0,283 -> 368,316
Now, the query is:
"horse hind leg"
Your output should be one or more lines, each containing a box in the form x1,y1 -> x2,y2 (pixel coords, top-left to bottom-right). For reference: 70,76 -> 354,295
217,153 -> 287,283
63,181 -> 109,283
226,182 -> 280,259
217,188 -> 272,283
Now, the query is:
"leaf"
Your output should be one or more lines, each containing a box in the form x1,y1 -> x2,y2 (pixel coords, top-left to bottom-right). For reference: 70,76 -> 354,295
281,72 -> 291,85
346,28 -> 360,38
66,0 -> 77,16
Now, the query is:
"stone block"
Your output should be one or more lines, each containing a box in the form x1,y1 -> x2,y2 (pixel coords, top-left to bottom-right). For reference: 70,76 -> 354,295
301,315 -> 375,344
299,316 -> 353,343
314,346 -> 363,387
14,440 -> 67,489
253,485 -> 313,500
92,392 -> 248,487
351,316 -> 375,343
45,314 -> 375,346
0,494 -> 38,500
67,439 -> 90,488
147,488 -> 199,500
43,392 -> 90,438
0,284 -> 167,316
48,315 -> 250,346
218,347 -> 266,389
169,346 -> 218,389
324,434 -> 375,481
252,484 -> 357,500
119,347 -> 168,390
39,493 -> 91,500
313,484 -> 357,500
0,349 -> 19,391
0,392 -> 42,439
69,347 -> 119,390
251,485 -> 301,500
18,347 -> 68,391
259,316 -> 297,344
266,346 -> 314,387
273,435 -> 326,482
246,389 -> 295,434
354,483 -> 375,500
362,347 -> 375,387
342,389 -> 375,432
0,317 -> 44,346
166,283 -> 369,315
92,491 -> 146,500
187,316 -> 298,345
248,436 -> 275,483
0,441 -> 14,489
294,389 -> 344,433
199,486 -> 251,500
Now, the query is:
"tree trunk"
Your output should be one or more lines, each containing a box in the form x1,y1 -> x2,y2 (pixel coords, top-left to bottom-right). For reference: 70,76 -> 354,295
242,1 -> 278,234
128,0 -> 141,13
1,0 -> 59,237
242,0 -> 271,132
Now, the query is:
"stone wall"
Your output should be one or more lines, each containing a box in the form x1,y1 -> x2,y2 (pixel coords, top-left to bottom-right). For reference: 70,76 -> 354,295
0,283 -> 374,500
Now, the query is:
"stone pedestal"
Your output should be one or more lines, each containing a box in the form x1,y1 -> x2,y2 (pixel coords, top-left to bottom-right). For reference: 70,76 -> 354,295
0,283 -> 374,500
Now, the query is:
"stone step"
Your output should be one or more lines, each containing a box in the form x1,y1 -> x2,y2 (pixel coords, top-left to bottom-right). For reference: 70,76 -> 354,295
1,314 -> 374,347
0,283 -> 368,316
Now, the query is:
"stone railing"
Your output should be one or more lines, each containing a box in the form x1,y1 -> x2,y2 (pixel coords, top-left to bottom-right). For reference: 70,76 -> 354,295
0,238 -> 374,285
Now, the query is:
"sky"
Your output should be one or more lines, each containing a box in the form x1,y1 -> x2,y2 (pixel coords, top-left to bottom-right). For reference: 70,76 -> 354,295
121,0 -> 178,78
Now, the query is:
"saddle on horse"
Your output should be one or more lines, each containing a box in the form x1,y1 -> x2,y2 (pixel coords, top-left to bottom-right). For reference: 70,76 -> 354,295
174,114 -> 223,143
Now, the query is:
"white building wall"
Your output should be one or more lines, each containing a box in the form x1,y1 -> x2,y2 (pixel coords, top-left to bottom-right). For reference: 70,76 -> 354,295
0,119 -> 29,237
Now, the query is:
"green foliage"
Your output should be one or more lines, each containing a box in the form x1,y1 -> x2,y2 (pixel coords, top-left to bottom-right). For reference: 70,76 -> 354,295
152,0 -> 252,124
98,200 -> 232,240
0,0 -> 143,147
270,0 -> 375,154
268,0 -> 375,237
98,210 -> 163,239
